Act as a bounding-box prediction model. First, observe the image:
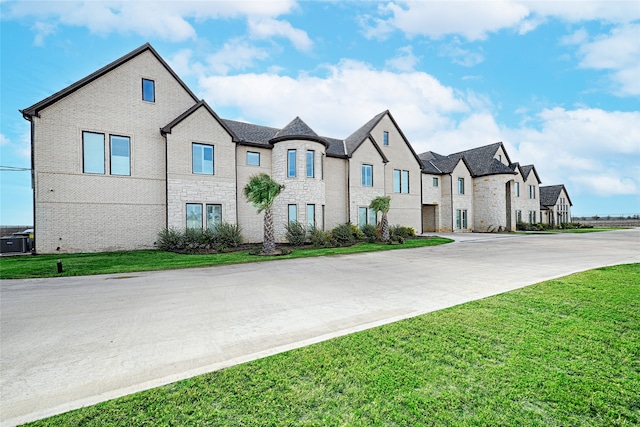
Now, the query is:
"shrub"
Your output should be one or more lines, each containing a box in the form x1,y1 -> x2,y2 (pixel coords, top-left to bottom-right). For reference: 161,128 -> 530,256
157,228 -> 185,251
211,222 -> 243,249
360,224 -> 378,243
309,226 -> 332,247
331,223 -> 355,246
390,225 -> 416,239
285,221 -> 307,246
348,222 -> 364,240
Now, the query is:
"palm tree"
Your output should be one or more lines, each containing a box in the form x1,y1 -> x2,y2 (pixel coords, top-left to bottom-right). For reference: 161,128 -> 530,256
369,195 -> 391,242
243,173 -> 285,253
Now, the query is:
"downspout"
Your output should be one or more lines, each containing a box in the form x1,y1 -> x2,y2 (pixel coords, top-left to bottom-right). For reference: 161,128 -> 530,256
234,141 -> 239,227
450,173 -> 454,232
30,119 -> 36,253
346,158 -> 351,224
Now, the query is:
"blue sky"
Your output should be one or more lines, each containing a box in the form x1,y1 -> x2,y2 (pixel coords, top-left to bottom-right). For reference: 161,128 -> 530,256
1,0 -> 639,225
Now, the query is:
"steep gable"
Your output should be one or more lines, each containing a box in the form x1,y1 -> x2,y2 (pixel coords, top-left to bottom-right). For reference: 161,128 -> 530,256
161,100 -> 237,140
540,185 -> 572,207
21,43 -> 198,120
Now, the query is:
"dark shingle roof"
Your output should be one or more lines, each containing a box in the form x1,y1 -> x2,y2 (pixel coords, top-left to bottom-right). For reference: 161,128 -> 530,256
540,185 -> 572,207
21,43 -> 199,119
520,164 -> 541,183
419,142 -> 515,177
270,117 -> 330,147
223,119 -> 279,148
344,111 -> 387,156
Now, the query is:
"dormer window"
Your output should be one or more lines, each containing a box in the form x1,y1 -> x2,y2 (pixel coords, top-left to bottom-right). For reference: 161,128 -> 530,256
142,78 -> 155,102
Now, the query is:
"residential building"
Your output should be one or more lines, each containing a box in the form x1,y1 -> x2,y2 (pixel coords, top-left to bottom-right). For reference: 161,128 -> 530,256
20,43 -> 567,253
540,185 -> 573,226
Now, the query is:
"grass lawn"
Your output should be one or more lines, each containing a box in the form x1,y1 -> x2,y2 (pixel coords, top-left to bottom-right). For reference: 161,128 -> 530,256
24,263 -> 640,426
0,237 -> 452,280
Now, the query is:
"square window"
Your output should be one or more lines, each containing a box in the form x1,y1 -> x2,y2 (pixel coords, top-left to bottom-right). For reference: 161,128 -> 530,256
83,131 -> 105,174
193,143 -> 214,174
362,164 -> 373,187
186,204 -> 203,229
247,151 -> 260,166
288,149 -> 297,177
142,79 -> 155,102
110,135 -> 130,176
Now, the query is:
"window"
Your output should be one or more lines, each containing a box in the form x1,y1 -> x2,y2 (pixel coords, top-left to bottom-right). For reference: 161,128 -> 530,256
393,169 -> 410,193
322,205 -> 325,230
186,204 -> 203,229
142,78 -> 155,102
456,209 -> 468,229
110,135 -> 130,176
529,211 -> 537,223
362,164 -> 373,187
358,207 -> 377,227
246,151 -> 260,166
383,131 -> 389,146
514,182 -> 520,197
433,177 -> 439,187
529,185 -> 536,199
320,155 -> 324,180
458,178 -> 465,195
287,149 -> 296,177
83,131 -> 105,174
516,210 -> 522,222
206,204 -> 222,230
306,150 -> 315,178
193,143 -> 214,175
307,204 -> 315,228
288,204 -> 297,223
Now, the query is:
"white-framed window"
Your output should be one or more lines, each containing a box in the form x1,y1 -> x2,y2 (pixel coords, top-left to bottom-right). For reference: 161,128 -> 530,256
206,204 -> 222,230
362,164 -> 373,187
287,149 -> 296,177
142,78 -> 155,102
306,150 -> 315,178
83,131 -> 105,174
110,135 -> 130,176
393,169 -> 410,193
458,178 -> 465,195
193,143 -> 214,175
529,185 -> 536,199
186,203 -> 203,229
307,204 -> 315,229
456,209 -> 468,229
246,151 -> 260,166
288,204 -> 297,223
433,177 -> 439,187
358,207 -> 378,228
514,182 -> 520,197
529,210 -> 537,223
383,131 -> 389,146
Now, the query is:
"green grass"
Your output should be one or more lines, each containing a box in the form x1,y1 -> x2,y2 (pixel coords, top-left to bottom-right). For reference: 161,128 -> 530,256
0,237 -> 452,279
24,264 -> 640,426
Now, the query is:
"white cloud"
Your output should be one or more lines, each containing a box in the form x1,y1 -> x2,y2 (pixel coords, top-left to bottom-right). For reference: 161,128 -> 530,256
206,39 -> 270,75
524,0 -> 640,24
385,45 -> 419,72
438,39 -> 484,67
248,17 -> 313,52
574,24 -> 640,96
0,134 -> 9,146
7,0 -> 300,43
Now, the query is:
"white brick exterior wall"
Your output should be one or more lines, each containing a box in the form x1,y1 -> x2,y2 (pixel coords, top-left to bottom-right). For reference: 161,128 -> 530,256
348,139 -> 385,225
236,146 -> 272,243
324,157 -> 348,230
32,50 -> 197,253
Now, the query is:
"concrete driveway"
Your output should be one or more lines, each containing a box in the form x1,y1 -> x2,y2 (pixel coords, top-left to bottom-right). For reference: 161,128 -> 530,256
1,229 -> 639,426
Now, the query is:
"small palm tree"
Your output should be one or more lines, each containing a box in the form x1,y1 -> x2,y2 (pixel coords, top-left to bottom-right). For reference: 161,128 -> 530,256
369,195 -> 391,242
243,173 -> 285,253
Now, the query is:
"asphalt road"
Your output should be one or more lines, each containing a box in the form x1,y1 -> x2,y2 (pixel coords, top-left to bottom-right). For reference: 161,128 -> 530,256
1,229 -> 639,426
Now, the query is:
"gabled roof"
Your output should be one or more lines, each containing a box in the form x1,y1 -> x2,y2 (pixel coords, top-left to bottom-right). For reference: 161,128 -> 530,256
270,117 -> 330,147
540,184 -> 573,207
20,43 -> 199,120
160,100 -> 238,140
520,164 -> 542,184
446,142 -> 515,177
419,142 -> 515,177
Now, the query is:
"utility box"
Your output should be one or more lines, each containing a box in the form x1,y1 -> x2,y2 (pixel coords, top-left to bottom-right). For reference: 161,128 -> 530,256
1,237 -> 28,254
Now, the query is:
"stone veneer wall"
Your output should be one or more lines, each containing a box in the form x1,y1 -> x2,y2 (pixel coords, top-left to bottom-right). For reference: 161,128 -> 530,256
473,174 -> 513,232
271,139 -> 326,242
236,146 -> 272,243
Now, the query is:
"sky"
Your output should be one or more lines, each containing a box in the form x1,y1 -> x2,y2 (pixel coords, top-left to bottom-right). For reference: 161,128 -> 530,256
1,0 -> 639,225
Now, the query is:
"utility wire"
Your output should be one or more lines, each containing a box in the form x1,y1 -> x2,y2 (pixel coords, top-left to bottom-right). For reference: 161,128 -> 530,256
0,165 -> 32,171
